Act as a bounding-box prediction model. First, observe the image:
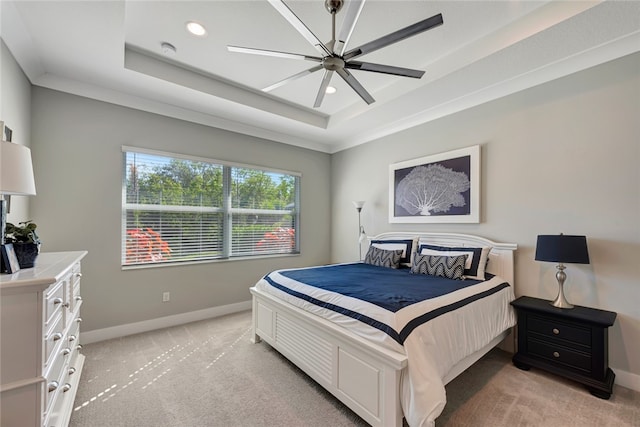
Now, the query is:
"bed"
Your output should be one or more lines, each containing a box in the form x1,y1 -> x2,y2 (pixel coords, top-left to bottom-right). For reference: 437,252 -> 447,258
250,232 -> 517,427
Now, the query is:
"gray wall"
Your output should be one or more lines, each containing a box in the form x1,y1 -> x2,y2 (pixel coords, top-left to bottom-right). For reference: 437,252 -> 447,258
331,53 -> 640,383
29,88 -> 331,332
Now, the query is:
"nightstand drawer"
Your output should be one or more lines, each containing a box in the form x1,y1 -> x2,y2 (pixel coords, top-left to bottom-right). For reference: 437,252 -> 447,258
528,338 -> 591,372
529,315 -> 591,347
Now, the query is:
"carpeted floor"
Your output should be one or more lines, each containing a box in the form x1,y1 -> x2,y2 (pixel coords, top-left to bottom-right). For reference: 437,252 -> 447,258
69,310 -> 639,427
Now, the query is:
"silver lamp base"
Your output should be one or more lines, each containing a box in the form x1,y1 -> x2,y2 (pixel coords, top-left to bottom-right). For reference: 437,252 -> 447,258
551,263 -> 574,309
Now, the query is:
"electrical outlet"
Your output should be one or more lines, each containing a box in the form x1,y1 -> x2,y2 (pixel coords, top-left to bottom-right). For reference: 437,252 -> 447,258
162,292 -> 170,302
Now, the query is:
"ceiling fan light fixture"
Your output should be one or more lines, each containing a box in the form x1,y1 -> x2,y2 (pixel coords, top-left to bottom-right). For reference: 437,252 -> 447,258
326,86 -> 337,94
186,21 -> 207,37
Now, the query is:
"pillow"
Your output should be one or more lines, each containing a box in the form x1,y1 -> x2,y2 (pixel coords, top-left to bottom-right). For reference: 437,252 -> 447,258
411,254 -> 467,280
370,239 -> 416,267
418,244 -> 490,280
364,246 -> 404,269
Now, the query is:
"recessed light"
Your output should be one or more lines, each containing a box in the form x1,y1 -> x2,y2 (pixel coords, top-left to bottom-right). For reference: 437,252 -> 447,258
186,21 -> 207,37
326,86 -> 337,94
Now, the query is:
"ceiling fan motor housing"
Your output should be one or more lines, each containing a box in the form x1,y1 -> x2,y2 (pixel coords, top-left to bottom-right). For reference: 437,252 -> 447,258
325,0 -> 344,14
323,56 -> 345,71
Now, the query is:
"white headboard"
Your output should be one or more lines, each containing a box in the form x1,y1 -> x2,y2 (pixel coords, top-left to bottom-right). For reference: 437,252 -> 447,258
368,232 -> 517,286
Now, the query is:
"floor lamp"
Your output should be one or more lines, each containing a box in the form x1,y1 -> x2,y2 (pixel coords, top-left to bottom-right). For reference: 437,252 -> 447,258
353,201 -> 366,260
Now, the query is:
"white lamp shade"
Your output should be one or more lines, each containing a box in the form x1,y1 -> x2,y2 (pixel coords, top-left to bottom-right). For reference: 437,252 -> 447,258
352,200 -> 365,209
1,141 -> 36,195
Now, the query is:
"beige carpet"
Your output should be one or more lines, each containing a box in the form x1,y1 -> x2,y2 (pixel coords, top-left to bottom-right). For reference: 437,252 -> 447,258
70,310 -> 639,427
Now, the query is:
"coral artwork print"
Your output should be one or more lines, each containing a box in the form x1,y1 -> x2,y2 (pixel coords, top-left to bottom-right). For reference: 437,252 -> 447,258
395,162 -> 470,216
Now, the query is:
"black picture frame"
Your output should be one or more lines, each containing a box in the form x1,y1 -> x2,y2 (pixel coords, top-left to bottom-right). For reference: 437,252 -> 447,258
1,244 -> 21,274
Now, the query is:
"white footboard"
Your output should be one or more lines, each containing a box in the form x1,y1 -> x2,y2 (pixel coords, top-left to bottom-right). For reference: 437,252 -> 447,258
251,286 -> 408,427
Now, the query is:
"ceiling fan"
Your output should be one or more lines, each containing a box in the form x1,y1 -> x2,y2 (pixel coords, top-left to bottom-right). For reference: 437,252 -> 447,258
228,0 -> 443,108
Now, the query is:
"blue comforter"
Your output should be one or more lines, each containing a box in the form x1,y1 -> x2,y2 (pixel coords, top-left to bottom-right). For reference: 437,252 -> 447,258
263,263 -> 506,344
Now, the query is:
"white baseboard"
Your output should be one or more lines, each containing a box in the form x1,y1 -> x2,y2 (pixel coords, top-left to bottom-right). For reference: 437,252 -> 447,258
82,300 -> 252,344
613,367 -> 640,393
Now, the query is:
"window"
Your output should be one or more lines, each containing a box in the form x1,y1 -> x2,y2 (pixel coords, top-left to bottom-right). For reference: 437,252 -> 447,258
122,147 -> 300,267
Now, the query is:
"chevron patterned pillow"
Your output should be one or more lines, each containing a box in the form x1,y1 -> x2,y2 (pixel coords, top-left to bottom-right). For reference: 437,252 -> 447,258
411,253 -> 468,279
364,246 -> 404,269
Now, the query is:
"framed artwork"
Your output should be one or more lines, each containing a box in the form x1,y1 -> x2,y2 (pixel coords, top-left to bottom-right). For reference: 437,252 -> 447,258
0,120 -> 11,141
4,125 -> 12,142
389,145 -> 480,223
1,244 -> 21,274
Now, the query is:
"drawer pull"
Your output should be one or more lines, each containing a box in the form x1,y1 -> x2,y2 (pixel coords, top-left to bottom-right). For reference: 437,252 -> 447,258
76,344 -> 83,351
48,381 -> 59,392
76,317 -> 83,323
75,296 -> 83,302
52,332 -> 64,341
75,272 -> 83,278
62,383 -> 72,393
69,367 -> 77,375
552,328 -> 560,335
53,297 -> 63,305
69,334 -> 77,342
63,302 -> 70,308
62,347 -> 71,356
553,351 -> 560,358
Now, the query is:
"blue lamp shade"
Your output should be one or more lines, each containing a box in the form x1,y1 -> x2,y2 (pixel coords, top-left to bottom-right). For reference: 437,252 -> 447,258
535,235 -> 590,264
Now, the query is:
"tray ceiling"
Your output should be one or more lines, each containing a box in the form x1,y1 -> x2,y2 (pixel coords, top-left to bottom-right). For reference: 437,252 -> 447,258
2,1 -> 639,153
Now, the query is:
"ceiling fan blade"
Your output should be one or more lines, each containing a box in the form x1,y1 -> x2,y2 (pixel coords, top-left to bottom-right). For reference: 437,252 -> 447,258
335,0 -> 366,56
343,13 -> 443,61
268,0 -> 332,57
313,70 -> 335,108
345,61 -> 424,78
336,68 -> 375,105
228,46 -> 322,62
263,64 -> 324,92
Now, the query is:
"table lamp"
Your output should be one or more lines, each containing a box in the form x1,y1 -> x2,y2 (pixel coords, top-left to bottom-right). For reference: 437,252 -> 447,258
535,233 -> 590,309
1,140 -> 37,244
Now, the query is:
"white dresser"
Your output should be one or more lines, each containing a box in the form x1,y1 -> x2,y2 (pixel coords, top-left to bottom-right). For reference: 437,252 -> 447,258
1,251 -> 87,427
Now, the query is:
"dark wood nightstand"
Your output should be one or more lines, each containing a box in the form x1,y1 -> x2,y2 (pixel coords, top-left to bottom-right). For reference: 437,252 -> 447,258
511,296 -> 617,399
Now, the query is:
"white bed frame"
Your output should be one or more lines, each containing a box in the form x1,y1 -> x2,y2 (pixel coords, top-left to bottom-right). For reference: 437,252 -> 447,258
250,232 -> 517,427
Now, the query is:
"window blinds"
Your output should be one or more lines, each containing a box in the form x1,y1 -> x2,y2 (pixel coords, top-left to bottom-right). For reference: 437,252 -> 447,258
122,148 -> 299,266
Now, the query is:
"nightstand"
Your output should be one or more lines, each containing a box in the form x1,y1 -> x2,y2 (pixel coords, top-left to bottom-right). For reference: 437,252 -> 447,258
511,296 -> 616,399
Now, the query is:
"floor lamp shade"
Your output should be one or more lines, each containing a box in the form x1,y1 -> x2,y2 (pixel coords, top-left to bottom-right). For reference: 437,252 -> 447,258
535,234 -> 589,309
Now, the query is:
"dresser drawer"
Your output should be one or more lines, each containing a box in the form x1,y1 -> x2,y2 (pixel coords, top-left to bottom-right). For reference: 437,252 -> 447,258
68,264 -> 82,313
44,282 -> 65,328
528,315 -> 591,347
44,345 -> 71,414
67,318 -> 81,355
44,313 -> 65,369
528,338 -> 591,372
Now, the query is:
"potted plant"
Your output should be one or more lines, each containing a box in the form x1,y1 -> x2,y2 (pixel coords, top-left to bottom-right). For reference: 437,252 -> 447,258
5,220 -> 41,268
